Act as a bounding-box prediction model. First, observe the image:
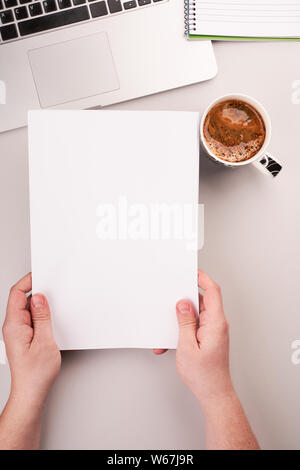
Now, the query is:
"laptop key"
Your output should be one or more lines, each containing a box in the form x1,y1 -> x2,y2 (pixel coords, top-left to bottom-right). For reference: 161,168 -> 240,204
123,1 -> 136,9
138,0 -> 151,5
107,0 -> 122,13
43,0 -> 57,12
18,5 -> 89,36
0,0 -> 3,10
73,0 -> 85,5
4,0 -> 17,7
29,2 -> 43,15
1,9 -> 13,23
15,6 -> 28,20
58,0 -> 71,7
19,0 -> 32,3
0,22 -> 17,40
89,1 -> 107,17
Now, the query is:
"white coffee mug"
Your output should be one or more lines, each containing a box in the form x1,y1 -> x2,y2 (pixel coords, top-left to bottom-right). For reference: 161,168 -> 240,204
200,93 -> 282,178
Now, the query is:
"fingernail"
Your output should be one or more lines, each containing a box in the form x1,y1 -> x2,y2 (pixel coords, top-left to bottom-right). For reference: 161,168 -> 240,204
176,301 -> 191,314
32,294 -> 45,308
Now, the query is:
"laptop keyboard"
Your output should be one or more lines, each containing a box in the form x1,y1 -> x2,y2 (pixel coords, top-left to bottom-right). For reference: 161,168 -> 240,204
0,0 -> 165,43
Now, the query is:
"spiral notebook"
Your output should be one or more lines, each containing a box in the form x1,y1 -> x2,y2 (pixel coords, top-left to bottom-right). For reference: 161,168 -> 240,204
185,0 -> 300,41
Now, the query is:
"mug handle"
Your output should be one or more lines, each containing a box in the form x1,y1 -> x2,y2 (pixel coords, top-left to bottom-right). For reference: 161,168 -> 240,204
252,152 -> 282,178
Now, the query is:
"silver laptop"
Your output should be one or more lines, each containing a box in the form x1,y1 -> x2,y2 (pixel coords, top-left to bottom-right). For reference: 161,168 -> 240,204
0,0 -> 217,133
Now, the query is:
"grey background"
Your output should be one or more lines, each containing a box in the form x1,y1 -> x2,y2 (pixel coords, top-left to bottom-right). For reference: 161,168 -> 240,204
0,41 -> 300,450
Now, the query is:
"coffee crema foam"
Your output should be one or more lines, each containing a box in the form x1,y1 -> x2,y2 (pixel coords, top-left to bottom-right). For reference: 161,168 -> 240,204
203,99 -> 266,163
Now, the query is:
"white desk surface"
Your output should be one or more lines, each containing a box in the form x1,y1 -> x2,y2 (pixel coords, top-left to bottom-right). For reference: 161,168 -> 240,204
0,41 -> 300,450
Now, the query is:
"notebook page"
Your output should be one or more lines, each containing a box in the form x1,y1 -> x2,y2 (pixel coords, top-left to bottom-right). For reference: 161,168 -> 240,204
191,0 -> 300,37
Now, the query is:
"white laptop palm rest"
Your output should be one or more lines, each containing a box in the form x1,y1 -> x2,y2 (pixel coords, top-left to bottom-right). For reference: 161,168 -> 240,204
0,0 -> 217,133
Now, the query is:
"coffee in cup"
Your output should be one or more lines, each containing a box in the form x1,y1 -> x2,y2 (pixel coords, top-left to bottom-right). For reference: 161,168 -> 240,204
200,94 -> 282,178
203,99 -> 266,163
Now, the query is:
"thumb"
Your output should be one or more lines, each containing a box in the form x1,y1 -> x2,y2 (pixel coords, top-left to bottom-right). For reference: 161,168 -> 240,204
30,294 -> 53,341
176,300 -> 198,348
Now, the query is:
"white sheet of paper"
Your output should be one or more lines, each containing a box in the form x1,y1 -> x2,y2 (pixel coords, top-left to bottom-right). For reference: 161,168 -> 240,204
28,110 -> 199,350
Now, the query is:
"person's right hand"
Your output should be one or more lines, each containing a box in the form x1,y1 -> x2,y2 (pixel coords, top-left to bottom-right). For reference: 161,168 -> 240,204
155,269 -> 259,450
175,269 -> 233,409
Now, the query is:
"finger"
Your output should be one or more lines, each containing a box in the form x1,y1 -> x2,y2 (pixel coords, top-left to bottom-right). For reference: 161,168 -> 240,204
6,273 -> 32,324
176,299 -> 198,348
198,269 -> 225,324
30,293 -> 54,342
198,269 -> 219,290
153,349 -> 167,355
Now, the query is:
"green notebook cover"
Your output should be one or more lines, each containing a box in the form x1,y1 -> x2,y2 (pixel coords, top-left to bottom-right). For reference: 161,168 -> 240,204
188,35 -> 300,41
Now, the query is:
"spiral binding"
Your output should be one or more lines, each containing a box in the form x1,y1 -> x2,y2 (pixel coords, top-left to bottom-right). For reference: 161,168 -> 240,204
184,0 -> 197,36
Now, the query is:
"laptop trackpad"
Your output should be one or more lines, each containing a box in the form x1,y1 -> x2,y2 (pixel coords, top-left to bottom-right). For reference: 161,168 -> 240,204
28,32 -> 119,108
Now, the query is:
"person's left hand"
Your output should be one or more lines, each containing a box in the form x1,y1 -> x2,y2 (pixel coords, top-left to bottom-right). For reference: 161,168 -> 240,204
2,273 -> 61,405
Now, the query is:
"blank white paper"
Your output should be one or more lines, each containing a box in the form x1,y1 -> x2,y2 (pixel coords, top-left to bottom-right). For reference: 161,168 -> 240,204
28,110 -> 199,350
